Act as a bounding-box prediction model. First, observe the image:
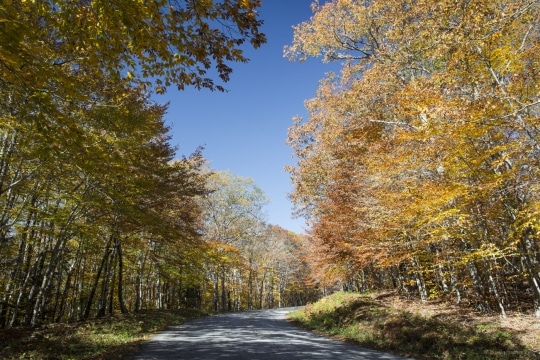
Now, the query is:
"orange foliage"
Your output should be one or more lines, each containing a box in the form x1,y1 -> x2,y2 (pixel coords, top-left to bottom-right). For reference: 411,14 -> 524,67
287,0 -> 540,316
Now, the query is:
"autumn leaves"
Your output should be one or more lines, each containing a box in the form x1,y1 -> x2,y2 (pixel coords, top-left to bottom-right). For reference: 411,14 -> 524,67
287,0 -> 540,316
0,0 -> 267,327
2,0 -> 539,331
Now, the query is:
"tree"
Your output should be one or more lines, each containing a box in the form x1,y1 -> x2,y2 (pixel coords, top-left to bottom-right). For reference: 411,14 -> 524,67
0,81 -> 210,326
1,0 -> 266,94
0,0 -> 266,192
257,225 -> 319,308
196,171 -> 319,311
0,0 -> 267,327
199,170 -> 268,311
286,0 -> 540,316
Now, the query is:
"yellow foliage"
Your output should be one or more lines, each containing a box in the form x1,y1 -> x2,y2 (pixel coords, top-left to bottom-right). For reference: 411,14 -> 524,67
286,0 -> 540,309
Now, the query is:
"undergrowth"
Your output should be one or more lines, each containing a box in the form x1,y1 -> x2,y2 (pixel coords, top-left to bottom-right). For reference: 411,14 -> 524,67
0,309 -> 206,359
289,292 -> 539,360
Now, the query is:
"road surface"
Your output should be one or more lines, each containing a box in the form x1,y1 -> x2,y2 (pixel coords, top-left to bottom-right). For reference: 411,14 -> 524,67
132,308 -> 412,359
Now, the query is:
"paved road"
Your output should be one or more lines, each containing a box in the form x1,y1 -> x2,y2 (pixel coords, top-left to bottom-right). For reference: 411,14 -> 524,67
132,308 -> 412,359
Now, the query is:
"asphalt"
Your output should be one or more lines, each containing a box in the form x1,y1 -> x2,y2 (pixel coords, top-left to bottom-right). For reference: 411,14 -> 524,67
131,307 -> 413,360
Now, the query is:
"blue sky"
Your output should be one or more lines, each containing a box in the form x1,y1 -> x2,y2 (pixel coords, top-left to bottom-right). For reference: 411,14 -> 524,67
157,1 -> 336,234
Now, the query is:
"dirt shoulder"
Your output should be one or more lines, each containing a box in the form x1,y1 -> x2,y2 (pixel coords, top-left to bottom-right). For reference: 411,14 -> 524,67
377,292 -> 540,355
289,291 -> 540,360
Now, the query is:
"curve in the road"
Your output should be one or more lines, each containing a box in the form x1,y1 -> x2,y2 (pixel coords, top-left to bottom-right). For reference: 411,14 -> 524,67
132,308 -> 413,360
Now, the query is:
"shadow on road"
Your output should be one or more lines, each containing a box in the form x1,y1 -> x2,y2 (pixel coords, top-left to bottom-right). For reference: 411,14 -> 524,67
132,308 -> 411,359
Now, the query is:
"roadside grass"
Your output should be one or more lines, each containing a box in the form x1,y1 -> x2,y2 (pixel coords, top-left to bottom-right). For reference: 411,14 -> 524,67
289,291 -> 540,360
0,309 -> 207,359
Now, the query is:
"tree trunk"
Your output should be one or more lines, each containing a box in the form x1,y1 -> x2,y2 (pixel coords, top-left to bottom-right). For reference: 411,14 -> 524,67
519,234 -> 540,317
213,272 -> 219,312
221,268 -> 226,312
97,245 -> 115,318
468,261 -> 491,312
30,248 -> 62,326
134,250 -> 148,312
115,240 -> 129,314
11,240 -> 38,327
488,271 -> 506,319
83,239 -> 112,319
107,246 -> 118,316
410,257 -> 428,302
258,270 -> 267,309
247,263 -> 254,310
0,234 -> 29,328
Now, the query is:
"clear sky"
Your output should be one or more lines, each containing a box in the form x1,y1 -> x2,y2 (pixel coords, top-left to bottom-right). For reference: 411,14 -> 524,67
157,1 -> 336,234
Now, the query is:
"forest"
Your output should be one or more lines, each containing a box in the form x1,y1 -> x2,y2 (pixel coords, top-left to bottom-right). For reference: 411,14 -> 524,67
286,0 -> 540,318
0,0 -> 319,329
2,0 -> 540,334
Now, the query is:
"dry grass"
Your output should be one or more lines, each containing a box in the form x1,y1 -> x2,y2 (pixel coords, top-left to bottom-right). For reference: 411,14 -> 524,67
380,293 -> 540,353
0,309 -> 206,359
289,291 -> 540,359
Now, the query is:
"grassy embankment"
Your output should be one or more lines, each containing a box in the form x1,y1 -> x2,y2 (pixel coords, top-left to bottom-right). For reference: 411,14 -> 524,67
289,291 -> 540,360
0,309 -> 206,359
